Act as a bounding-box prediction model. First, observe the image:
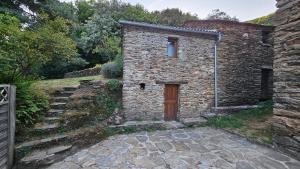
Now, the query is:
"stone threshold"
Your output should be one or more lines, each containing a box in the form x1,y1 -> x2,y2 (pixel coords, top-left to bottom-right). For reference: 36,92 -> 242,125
109,117 -> 207,131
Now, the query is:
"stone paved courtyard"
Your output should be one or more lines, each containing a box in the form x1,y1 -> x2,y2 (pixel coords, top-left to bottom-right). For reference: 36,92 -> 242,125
47,127 -> 300,169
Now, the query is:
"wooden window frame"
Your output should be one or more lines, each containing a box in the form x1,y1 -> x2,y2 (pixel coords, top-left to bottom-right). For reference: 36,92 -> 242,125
168,37 -> 178,58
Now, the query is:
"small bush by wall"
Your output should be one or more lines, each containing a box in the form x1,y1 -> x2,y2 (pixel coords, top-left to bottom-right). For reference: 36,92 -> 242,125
101,55 -> 123,78
101,62 -> 122,79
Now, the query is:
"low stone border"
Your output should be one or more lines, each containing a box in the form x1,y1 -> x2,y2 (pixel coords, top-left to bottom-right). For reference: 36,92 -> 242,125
64,67 -> 101,78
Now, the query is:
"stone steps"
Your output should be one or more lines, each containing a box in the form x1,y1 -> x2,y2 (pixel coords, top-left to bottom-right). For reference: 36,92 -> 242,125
19,145 -> 72,169
33,122 -> 60,135
63,87 -> 77,91
53,97 -> 69,103
16,135 -> 68,151
16,86 -> 81,168
45,109 -> 64,117
44,117 -> 61,124
50,102 -> 66,109
54,91 -> 74,97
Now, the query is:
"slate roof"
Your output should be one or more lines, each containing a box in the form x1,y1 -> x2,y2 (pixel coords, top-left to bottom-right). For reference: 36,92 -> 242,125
119,20 -> 220,36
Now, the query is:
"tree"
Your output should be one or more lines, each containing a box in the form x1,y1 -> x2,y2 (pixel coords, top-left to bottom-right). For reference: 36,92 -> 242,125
206,9 -> 239,21
154,8 -> 198,26
0,13 -> 79,82
75,0 -> 95,23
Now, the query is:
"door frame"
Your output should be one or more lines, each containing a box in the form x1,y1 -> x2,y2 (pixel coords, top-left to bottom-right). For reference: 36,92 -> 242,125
164,84 -> 179,121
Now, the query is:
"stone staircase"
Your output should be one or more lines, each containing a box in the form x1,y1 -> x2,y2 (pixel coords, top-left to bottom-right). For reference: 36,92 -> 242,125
16,87 -> 78,169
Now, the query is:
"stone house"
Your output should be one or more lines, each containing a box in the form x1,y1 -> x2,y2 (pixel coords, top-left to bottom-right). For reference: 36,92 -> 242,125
184,20 -> 275,107
120,19 -> 274,121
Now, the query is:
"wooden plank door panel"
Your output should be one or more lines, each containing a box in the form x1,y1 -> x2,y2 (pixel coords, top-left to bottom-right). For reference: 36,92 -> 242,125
164,85 -> 178,121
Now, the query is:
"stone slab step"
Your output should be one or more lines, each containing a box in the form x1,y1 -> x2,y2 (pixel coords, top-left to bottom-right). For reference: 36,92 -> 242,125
63,87 -> 77,91
44,117 -> 61,124
34,122 -> 59,130
45,109 -> 64,117
53,97 -> 69,103
50,102 -> 66,109
33,123 -> 60,135
20,145 -> 72,167
16,135 -> 68,151
110,120 -> 186,131
54,91 -> 74,97
181,117 -> 207,126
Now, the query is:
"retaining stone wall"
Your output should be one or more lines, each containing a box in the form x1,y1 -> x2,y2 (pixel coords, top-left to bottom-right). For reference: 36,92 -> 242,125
64,67 -> 101,78
272,0 -> 300,160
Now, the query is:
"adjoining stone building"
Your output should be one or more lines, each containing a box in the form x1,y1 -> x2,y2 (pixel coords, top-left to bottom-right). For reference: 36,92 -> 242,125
272,0 -> 300,160
184,20 -> 275,107
120,19 -> 274,121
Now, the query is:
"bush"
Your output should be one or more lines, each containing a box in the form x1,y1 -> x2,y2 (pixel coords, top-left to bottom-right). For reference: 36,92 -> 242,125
106,79 -> 121,91
15,81 -> 49,129
39,56 -> 89,79
101,62 -> 122,78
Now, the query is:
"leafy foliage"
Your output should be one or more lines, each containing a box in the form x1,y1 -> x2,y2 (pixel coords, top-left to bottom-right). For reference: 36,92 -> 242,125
247,13 -> 274,26
154,8 -> 198,26
101,62 -> 123,79
15,81 -> 49,128
206,9 -> 239,21
107,79 -> 121,91
0,13 -> 79,80
94,81 -> 122,120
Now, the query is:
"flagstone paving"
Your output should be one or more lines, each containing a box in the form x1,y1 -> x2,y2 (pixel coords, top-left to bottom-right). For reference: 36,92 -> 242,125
47,127 -> 300,169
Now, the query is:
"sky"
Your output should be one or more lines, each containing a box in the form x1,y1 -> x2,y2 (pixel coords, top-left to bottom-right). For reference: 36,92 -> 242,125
61,0 -> 277,21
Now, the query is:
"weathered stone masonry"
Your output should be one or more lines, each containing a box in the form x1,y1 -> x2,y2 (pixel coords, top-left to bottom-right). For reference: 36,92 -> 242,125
122,24 -> 217,121
272,0 -> 300,160
184,20 -> 274,106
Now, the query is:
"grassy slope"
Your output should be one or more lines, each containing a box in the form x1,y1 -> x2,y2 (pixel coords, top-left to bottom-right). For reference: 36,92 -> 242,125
32,75 -> 104,94
207,101 -> 273,144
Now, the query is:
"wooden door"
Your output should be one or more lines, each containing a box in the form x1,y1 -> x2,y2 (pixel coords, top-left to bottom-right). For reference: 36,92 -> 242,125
164,84 -> 178,121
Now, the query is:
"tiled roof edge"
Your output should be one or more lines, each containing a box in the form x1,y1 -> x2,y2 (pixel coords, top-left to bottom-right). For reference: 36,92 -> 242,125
119,20 -> 220,36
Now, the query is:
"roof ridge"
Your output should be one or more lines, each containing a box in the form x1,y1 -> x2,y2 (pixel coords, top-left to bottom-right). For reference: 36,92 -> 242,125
119,20 -> 219,36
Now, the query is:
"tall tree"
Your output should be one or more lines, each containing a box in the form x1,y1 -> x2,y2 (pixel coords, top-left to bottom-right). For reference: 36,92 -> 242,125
206,9 -> 239,21
75,0 -> 95,23
0,13 -> 79,81
154,8 -> 198,26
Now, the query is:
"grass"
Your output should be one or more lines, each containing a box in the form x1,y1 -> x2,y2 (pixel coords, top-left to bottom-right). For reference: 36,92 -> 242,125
207,100 -> 274,144
32,75 -> 104,94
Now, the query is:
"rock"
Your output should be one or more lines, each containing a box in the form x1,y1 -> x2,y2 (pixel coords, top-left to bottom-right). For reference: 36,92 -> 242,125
155,141 -> 173,152
181,117 -> 207,126
107,108 -> 124,125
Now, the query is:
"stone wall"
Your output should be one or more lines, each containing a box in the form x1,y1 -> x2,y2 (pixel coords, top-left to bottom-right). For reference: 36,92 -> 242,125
184,20 -> 274,106
64,67 -> 101,78
122,25 -> 216,121
272,0 -> 300,160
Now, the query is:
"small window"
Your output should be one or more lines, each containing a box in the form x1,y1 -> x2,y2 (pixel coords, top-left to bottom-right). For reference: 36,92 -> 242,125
262,31 -> 270,44
167,37 -> 178,57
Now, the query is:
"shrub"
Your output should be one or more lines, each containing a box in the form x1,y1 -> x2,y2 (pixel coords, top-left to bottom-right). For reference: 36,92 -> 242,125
101,62 -> 122,78
15,81 -> 49,129
106,79 -> 121,91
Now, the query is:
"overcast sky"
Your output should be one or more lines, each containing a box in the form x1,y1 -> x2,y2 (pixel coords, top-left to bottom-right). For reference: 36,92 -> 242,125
60,0 -> 277,21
